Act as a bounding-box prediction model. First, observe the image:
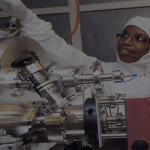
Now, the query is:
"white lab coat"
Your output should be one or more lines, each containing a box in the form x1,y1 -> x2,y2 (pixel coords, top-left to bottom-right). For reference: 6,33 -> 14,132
19,12 -> 150,116
1,1 -> 150,149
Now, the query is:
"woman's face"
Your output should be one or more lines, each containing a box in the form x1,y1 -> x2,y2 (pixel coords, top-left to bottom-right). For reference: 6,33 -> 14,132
117,25 -> 149,63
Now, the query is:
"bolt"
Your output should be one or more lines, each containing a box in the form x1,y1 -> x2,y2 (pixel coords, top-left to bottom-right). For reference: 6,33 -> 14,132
61,119 -> 64,124
2,130 -> 6,136
68,102 -> 72,106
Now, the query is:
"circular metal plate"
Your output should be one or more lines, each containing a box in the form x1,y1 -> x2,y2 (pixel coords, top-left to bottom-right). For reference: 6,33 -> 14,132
0,37 -> 50,72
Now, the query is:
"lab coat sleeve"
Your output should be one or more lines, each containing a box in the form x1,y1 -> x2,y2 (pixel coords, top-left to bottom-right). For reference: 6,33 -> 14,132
20,10 -> 98,72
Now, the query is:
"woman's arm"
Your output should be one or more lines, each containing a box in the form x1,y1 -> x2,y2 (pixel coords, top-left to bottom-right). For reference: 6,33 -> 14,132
0,0 -> 97,70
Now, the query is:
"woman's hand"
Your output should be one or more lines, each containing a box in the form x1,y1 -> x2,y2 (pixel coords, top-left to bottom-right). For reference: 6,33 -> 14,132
0,0 -> 29,21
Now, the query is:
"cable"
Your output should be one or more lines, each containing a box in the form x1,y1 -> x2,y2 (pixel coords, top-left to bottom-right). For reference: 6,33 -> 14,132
121,74 -> 137,82
64,0 -> 80,40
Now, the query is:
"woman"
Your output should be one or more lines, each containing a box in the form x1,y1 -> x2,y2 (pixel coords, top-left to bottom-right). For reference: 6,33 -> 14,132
0,1 -> 150,149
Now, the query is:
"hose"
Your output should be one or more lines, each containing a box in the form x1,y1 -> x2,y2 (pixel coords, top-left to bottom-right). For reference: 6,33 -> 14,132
64,0 -> 80,40
121,74 -> 137,82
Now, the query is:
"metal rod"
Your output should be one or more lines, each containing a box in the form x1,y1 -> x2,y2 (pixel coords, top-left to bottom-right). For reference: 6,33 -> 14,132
79,75 -> 93,83
62,130 -> 85,135
47,134 -> 63,142
100,74 -> 113,81
99,99 -> 150,105
0,81 -> 30,88
108,126 -> 126,129
101,133 -> 127,138
107,116 -> 126,121
35,117 -> 45,121
11,28 -> 21,36
62,76 -> 74,87
0,121 -> 28,125
96,97 -> 103,147
106,121 -> 117,124
74,137 -> 86,141
102,136 -> 127,139
99,100 -> 125,105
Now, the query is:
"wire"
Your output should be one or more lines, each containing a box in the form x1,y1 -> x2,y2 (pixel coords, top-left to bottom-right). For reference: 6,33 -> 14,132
64,0 -> 80,40
121,74 -> 137,82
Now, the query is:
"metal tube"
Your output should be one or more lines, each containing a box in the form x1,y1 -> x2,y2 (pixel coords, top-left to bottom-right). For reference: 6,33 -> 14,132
107,121 -> 126,124
35,117 -> 46,124
74,137 -> 86,141
108,126 -> 126,130
100,74 -> 113,81
101,133 -> 127,138
107,121 -> 117,124
65,107 -> 83,116
102,136 -> 127,139
45,118 -> 61,125
62,130 -> 85,135
99,99 -> 150,105
0,81 -> 30,88
0,121 -> 27,125
79,75 -> 93,83
47,134 -> 64,142
62,75 -> 74,87
0,121 -> 28,128
106,117 -> 116,121
122,116 -> 126,120
62,74 -> 94,86
95,97 -> 103,147
35,117 -> 45,122
99,100 -> 125,105
35,115 -> 84,125
107,116 -> 126,121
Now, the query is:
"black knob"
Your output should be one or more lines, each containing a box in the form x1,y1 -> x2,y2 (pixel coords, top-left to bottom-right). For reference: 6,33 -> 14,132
11,57 -> 32,68
132,140 -> 149,150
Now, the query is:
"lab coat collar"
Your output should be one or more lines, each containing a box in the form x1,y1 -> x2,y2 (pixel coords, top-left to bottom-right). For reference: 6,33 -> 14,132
117,51 -> 150,75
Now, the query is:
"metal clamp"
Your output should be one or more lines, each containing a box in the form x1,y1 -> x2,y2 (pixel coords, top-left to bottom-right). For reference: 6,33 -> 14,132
112,70 -> 123,82
73,67 -> 82,92
92,61 -> 103,94
116,113 -> 123,126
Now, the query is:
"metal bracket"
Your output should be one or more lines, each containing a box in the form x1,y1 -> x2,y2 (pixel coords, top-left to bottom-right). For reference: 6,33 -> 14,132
9,87 -> 25,97
73,67 -> 82,92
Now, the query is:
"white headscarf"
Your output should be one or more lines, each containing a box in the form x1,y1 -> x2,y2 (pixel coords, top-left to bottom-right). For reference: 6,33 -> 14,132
117,16 -> 150,74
